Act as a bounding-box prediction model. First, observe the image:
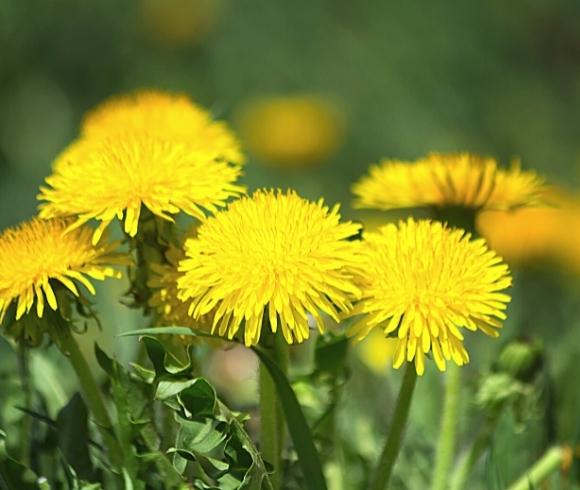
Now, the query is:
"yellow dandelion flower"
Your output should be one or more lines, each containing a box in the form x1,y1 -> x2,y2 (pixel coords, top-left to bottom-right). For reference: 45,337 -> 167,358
140,0 -> 223,49
177,190 -> 362,346
236,95 -> 344,166
353,153 -> 545,212
478,190 -> 580,272
81,90 -> 244,165
38,132 -> 245,243
349,219 -> 512,376
0,218 -> 125,324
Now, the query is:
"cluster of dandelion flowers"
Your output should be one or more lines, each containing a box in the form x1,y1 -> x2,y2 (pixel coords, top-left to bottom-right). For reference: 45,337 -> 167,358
81,90 -> 244,165
38,132 -> 245,243
349,219 -> 512,375
0,218 -> 126,323
177,190 -> 362,346
352,152 -> 545,212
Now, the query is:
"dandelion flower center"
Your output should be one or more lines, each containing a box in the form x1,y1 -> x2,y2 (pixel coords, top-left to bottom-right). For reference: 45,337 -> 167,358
0,218 -> 124,322
349,219 -> 512,375
177,190 -> 362,346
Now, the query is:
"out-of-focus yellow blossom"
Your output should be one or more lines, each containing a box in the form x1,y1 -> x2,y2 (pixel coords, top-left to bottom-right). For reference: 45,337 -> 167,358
353,153 -> 546,212
139,0 -> 223,49
0,218 -> 125,324
148,235 -> 214,339
478,189 -> 580,272
236,95 -> 345,166
177,189 -> 361,346
349,219 -> 512,376
81,90 -> 244,165
357,328 -> 398,374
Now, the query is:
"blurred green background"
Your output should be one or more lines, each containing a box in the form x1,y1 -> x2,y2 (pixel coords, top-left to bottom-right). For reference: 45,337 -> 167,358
2,1 -> 580,488
2,0 -> 580,230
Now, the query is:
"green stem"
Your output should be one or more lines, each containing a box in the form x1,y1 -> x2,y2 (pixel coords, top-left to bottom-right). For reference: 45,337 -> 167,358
53,325 -> 125,470
259,333 -> 289,490
431,364 -> 461,490
506,446 -> 565,490
450,415 -> 498,490
371,363 -> 418,490
17,343 -> 32,465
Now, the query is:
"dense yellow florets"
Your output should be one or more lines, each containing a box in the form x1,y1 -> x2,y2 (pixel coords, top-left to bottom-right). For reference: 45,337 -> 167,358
38,133 -> 244,244
0,218 -> 125,323
177,190 -> 362,346
349,219 -> 512,375
353,153 -> 545,212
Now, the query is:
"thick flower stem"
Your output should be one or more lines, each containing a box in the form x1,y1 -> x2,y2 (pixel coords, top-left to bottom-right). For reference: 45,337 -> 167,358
53,325 -> 125,471
506,446 -> 567,490
259,333 -> 289,490
371,364 -> 418,490
431,364 -> 461,490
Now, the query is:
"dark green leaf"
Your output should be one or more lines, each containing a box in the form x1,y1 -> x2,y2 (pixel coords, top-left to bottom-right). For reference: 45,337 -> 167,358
56,393 -> 94,481
0,456 -> 38,490
178,379 -> 217,418
314,334 -> 349,377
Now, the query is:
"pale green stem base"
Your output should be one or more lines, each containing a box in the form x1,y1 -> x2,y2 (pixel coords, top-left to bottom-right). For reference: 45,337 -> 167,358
371,364 -> 418,490
450,414 -> 498,490
17,343 -> 32,465
431,364 -> 461,490
507,447 -> 565,490
259,335 -> 289,490
53,325 -> 124,470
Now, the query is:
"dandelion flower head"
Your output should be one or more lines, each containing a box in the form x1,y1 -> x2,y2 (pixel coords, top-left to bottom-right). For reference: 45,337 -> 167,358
82,90 -> 244,164
0,218 -> 125,323
353,153 -> 545,212
38,132 -> 245,243
349,219 -> 512,375
177,189 -> 362,346
478,189 -> 580,271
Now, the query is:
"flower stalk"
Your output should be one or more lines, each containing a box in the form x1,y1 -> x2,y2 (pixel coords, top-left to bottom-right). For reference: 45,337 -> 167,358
371,363 -> 418,490
51,320 -> 125,470
431,364 -> 461,490
507,446 -> 567,490
259,331 -> 289,490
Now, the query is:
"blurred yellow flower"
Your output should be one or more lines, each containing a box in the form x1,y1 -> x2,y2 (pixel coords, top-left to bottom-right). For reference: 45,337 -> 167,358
349,219 -> 512,376
357,328 -> 398,374
353,153 -> 545,212
177,189 -> 361,346
478,190 -> 580,272
81,90 -> 244,165
0,218 -> 125,323
237,95 -> 344,166
139,0 -> 223,49
38,132 -> 245,243
148,235 -> 213,336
